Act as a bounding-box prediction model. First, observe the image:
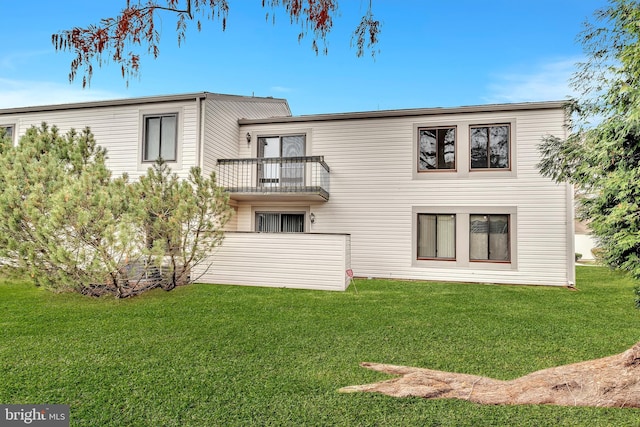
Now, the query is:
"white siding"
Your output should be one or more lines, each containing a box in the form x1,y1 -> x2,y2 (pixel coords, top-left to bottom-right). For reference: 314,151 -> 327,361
201,97 -> 290,177
2,100 -> 200,180
237,106 -> 573,287
0,93 -> 290,183
194,232 -> 351,291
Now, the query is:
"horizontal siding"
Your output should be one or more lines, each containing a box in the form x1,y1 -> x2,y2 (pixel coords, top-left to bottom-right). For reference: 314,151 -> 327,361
2,100 -> 200,180
194,233 -> 351,291
202,98 -> 290,177
237,107 -> 572,286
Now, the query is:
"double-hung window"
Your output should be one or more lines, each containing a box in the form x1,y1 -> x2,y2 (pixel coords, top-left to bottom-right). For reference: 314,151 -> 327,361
417,214 -> 456,259
470,124 -> 510,169
143,114 -> 177,162
417,127 -> 456,171
469,214 -> 510,261
256,212 -> 305,233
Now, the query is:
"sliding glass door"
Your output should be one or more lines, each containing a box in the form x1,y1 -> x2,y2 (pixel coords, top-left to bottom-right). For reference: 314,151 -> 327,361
257,135 -> 305,188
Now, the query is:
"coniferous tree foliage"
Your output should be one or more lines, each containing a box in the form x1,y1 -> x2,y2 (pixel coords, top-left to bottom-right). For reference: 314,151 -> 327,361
0,124 -> 231,297
538,0 -> 640,287
133,160 -> 232,292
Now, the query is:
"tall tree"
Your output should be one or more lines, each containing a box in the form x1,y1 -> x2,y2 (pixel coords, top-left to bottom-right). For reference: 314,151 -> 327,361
538,0 -> 640,284
51,0 -> 381,87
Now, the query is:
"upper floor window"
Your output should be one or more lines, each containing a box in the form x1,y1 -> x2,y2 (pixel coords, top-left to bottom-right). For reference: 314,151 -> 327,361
418,127 -> 456,171
470,124 -> 510,169
143,114 -> 177,162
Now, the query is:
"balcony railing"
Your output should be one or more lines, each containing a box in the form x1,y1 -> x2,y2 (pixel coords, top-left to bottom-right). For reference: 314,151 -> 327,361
217,156 -> 330,201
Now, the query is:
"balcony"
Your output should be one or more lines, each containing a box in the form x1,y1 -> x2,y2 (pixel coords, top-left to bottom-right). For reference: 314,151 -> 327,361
217,156 -> 330,201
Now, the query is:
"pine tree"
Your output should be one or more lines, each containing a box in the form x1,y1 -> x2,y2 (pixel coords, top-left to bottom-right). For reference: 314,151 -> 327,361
539,0 -> 640,285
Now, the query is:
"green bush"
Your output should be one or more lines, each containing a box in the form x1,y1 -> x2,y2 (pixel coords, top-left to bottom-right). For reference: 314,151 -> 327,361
0,124 -> 231,297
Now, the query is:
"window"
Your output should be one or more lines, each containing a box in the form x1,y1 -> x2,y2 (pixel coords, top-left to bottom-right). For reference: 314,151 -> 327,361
418,127 -> 455,170
469,214 -> 510,261
470,124 -> 510,169
256,212 -> 304,233
417,214 -> 456,259
1,125 -> 14,141
143,114 -> 177,162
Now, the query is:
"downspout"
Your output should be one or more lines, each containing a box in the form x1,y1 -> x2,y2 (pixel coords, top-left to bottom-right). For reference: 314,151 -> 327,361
563,106 -> 576,287
566,182 -> 576,286
196,93 -> 206,170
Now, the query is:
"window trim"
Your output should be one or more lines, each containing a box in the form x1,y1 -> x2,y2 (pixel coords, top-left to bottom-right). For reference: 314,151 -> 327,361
416,126 -> 457,172
252,130 -> 311,157
137,107 -> 183,172
254,211 -> 306,233
0,123 -> 15,145
142,113 -> 179,163
257,134 -> 307,158
469,123 -> 512,171
469,213 -> 511,263
417,213 -> 456,260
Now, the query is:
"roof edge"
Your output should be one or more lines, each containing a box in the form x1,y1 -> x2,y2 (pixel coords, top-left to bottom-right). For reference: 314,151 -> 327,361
0,92 -> 289,115
239,100 -> 569,124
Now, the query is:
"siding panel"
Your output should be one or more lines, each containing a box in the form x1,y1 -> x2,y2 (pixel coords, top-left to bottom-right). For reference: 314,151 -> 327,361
194,232 -> 351,291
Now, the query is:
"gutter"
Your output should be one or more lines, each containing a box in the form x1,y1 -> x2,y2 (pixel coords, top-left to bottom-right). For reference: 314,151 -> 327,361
239,100 -> 569,125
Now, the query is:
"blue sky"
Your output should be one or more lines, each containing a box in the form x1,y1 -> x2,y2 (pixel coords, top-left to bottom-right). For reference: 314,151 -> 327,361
0,0 -> 608,115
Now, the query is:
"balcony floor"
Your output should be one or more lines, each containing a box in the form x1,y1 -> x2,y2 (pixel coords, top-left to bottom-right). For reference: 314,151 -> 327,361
225,186 -> 329,202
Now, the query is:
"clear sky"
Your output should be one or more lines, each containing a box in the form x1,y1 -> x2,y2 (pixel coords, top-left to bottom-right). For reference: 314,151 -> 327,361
0,0 -> 609,116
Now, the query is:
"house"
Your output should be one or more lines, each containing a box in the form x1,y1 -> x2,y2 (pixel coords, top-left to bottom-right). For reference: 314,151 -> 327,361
0,92 -> 574,291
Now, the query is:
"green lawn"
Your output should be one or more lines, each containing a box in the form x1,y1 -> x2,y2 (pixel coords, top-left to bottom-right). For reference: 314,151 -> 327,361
1,267 -> 639,426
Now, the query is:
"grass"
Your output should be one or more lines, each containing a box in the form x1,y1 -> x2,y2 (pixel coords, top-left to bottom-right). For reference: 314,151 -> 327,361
0,266 -> 639,426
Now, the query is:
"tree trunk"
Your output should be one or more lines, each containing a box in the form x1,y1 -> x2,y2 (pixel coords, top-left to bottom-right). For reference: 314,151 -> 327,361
339,342 -> 640,408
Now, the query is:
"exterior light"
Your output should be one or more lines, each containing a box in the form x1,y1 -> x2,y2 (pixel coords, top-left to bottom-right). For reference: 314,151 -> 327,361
310,213 -> 316,224
246,132 -> 251,144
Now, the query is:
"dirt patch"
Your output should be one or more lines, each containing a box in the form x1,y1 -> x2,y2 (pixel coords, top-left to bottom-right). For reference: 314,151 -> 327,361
339,342 -> 640,408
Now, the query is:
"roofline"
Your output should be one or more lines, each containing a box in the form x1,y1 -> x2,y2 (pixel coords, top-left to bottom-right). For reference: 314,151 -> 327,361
239,100 -> 569,124
0,91 -> 289,115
